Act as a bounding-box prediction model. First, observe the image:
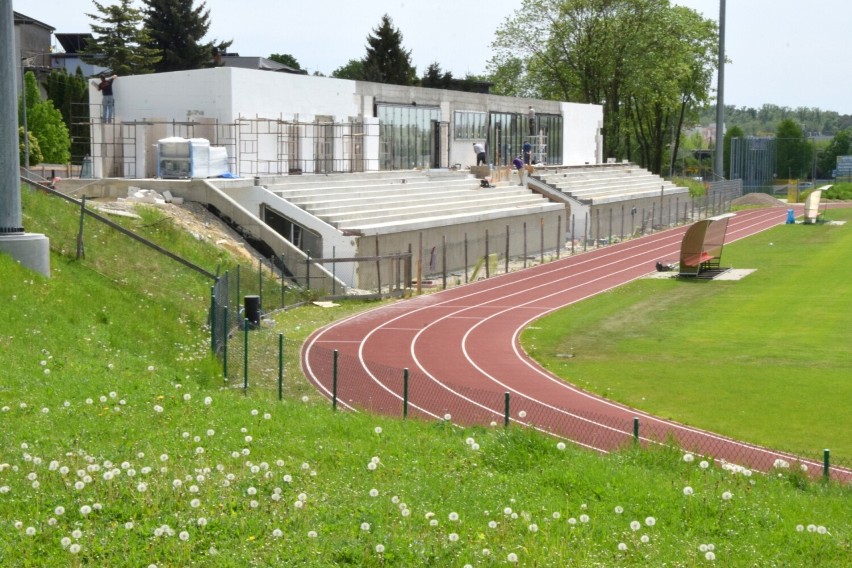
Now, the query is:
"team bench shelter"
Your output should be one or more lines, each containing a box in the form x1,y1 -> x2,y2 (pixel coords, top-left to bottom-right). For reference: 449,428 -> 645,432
677,213 -> 735,276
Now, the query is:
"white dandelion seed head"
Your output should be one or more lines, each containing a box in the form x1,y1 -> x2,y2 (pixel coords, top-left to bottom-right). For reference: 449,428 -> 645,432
705,551 -> 716,561
528,523 -> 538,532
448,532 -> 459,542
645,516 -> 656,527
448,512 -> 459,521
579,514 -> 589,523
683,486 -> 694,496
360,522 -> 370,531
375,544 -> 385,553
618,542 -> 628,551
721,491 -> 733,501
683,453 -> 695,462
557,442 -> 566,450
507,552 -> 519,563
630,520 -> 641,531
640,534 -> 650,543
369,488 -> 379,497
518,410 -> 527,418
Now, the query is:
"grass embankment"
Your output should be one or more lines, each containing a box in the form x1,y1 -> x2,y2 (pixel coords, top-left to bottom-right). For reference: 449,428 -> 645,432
0,187 -> 848,566
523,208 -> 852,459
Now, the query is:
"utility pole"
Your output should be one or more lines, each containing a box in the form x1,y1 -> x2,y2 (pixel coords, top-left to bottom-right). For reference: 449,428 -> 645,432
714,0 -> 726,181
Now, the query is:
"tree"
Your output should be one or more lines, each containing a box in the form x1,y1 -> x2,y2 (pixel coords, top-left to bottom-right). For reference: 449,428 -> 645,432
420,62 -> 453,89
361,15 -> 416,86
20,127 -> 44,167
488,0 -> 717,174
80,0 -> 162,75
775,119 -> 811,180
142,0 -> 231,72
331,59 -> 365,80
723,125 -> 744,180
18,71 -> 70,165
818,130 -> 851,177
45,68 -> 90,164
269,53 -> 302,71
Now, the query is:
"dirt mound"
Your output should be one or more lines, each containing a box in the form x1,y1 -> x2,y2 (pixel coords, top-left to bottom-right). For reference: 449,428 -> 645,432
731,192 -> 786,208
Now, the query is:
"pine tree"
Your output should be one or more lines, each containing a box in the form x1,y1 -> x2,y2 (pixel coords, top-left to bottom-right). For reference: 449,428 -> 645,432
80,0 -> 162,75
142,0 -> 231,72
361,15 -> 416,86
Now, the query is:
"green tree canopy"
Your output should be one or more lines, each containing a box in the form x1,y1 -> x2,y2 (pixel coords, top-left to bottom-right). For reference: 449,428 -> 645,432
44,68 -> 90,164
269,53 -> 302,71
18,71 -> 70,165
80,0 -> 162,75
142,0 -> 231,72
488,0 -> 717,175
818,130 -> 851,177
775,119 -> 812,179
361,14 -> 416,86
331,59 -> 365,80
420,62 -> 453,89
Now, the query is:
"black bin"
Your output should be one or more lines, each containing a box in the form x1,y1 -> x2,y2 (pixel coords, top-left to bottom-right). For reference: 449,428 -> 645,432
244,295 -> 261,326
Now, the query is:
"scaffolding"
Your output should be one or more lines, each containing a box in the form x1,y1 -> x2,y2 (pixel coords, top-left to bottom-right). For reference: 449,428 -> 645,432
73,109 -> 378,179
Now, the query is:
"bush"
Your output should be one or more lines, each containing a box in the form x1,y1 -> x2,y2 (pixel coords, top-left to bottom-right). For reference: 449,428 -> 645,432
824,182 -> 852,200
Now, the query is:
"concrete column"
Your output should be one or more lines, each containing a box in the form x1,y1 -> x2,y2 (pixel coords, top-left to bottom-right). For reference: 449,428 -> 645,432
0,2 -> 50,277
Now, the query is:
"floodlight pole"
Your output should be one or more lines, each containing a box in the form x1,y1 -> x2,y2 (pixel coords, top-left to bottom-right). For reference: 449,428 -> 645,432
0,2 -> 50,276
714,0 -> 726,181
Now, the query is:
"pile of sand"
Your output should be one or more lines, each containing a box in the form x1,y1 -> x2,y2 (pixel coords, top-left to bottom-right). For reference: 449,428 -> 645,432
731,193 -> 786,208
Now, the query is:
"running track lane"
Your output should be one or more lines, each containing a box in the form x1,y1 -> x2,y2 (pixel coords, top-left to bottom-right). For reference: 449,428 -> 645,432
302,206 -> 851,481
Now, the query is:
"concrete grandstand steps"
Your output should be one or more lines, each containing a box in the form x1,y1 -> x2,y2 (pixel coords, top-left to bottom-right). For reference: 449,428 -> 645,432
324,186 -> 551,229
272,178 -> 482,204
531,164 -> 688,205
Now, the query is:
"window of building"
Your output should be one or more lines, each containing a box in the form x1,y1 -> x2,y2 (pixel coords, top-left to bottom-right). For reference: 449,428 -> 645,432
377,103 -> 441,170
453,111 -> 487,140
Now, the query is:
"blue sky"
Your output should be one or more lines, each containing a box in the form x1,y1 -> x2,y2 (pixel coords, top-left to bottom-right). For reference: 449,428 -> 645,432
15,0 -> 852,115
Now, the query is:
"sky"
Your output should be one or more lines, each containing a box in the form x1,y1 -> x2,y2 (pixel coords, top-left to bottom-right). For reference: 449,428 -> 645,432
15,0 -> 852,115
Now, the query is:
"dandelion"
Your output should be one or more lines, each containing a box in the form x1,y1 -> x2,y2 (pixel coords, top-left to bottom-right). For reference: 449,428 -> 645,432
557,442 -> 566,450
807,524 -> 817,532
204,397 -> 213,405
69,543 -> 81,554
190,499 -> 201,508
376,544 -> 385,554
61,536 -> 72,548
796,524 -> 804,532
817,526 -> 827,535
429,519 -> 439,527
518,410 -> 527,418
448,532 -> 459,542
640,534 -> 650,544
700,460 -> 710,469
507,552 -> 519,563
630,520 -> 641,531
448,512 -> 459,521
721,491 -> 733,501
443,413 -> 451,421
375,426 -> 383,435
528,523 -> 538,533
552,511 -> 561,520
683,453 -> 695,463
579,514 -> 590,523
465,437 -> 475,445
503,507 -> 513,515
125,522 -> 134,530
367,462 -> 377,471
55,506 -> 65,516
645,516 -> 656,527
488,520 -> 498,529
705,551 -> 716,561
179,531 -> 190,541
307,530 -> 317,538
614,505 -> 623,514
25,527 -> 36,536
567,517 -> 577,525
80,505 -> 92,516
618,542 -> 628,551
153,405 -> 163,413
683,486 -> 694,496
301,396 -> 309,403
137,482 -> 148,492
369,488 -> 379,497
360,522 -> 370,532
183,394 -> 191,401
251,409 -> 259,416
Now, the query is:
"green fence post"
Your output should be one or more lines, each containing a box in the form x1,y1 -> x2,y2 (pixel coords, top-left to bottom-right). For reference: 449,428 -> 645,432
504,392 -> 510,427
332,349 -> 338,411
403,368 -> 409,419
633,417 -> 639,444
210,286 -> 216,353
222,306 -> 229,382
823,449 -> 830,481
278,333 -> 283,401
258,258 -> 263,311
243,318 -> 249,394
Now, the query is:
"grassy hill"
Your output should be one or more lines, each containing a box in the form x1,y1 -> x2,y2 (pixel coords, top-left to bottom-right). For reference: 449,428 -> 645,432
0,185 -> 848,566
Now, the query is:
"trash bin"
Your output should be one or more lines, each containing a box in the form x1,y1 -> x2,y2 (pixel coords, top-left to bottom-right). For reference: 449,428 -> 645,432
244,295 -> 261,327
786,209 -> 796,224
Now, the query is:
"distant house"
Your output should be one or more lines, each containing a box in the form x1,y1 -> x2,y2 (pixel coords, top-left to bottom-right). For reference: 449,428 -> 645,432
51,33 -> 108,77
14,11 -> 54,92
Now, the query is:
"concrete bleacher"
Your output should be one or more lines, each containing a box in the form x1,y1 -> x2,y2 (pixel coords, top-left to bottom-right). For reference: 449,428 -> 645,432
266,170 -> 562,232
533,163 -> 687,205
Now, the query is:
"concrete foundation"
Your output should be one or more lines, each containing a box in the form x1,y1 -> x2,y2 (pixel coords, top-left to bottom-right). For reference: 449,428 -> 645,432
0,233 -> 51,277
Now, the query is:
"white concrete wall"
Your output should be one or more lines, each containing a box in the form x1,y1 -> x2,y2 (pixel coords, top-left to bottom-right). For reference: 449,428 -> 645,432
562,102 -> 604,166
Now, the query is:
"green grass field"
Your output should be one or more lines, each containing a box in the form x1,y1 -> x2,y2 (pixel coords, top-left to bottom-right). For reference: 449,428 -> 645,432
522,208 -> 852,459
0,186 -> 848,566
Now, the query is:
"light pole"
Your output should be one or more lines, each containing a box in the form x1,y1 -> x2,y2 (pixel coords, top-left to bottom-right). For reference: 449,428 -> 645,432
20,57 -> 29,169
714,0 -> 726,181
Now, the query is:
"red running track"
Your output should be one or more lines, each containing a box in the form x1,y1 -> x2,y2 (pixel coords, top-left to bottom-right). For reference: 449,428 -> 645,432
302,206 -> 851,481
